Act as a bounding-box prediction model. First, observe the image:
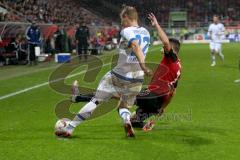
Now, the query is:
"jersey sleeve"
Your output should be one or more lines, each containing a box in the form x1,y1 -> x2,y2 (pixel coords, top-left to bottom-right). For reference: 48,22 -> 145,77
120,28 -> 137,46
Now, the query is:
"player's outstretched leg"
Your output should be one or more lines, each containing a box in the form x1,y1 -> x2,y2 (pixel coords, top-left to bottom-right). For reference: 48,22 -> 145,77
71,80 -> 79,103
70,80 -> 94,103
142,120 -> 155,132
130,108 -> 156,132
57,99 -> 98,137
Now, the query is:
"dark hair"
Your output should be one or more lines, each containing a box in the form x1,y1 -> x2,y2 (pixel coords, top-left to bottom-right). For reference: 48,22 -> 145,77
169,38 -> 181,54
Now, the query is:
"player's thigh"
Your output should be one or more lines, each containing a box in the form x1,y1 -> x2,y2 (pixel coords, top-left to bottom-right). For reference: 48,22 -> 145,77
120,82 -> 143,108
215,43 -> 222,52
209,42 -> 215,51
136,92 -> 161,113
94,72 -> 116,101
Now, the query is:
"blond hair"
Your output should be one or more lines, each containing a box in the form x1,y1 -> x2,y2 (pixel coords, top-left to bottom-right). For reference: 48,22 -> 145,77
120,5 -> 138,21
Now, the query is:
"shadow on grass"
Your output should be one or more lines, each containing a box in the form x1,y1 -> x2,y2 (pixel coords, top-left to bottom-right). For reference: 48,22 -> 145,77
220,64 -> 238,70
139,124 -> 229,146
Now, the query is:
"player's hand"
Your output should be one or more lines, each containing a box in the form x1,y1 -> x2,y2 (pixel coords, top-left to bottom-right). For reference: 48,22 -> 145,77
148,13 -> 158,27
209,34 -> 213,40
144,68 -> 153,77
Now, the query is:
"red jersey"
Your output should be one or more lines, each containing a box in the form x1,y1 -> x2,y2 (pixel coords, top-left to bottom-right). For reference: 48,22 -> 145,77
148,49 -> 181,96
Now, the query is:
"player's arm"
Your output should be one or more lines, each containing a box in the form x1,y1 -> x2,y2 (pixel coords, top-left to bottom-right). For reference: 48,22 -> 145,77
148,13 -> 171,52
219,24 -> 225,36
130,41 -> 152,76
208,25 -> 213,40
209,31 -> 212,39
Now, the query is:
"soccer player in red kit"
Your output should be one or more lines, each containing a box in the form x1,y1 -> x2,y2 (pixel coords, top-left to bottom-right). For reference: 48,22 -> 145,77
70,13 -> 181,132
130,13 -> 182,131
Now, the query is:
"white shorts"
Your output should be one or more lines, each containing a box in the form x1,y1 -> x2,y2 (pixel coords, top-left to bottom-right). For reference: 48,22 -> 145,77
94,71 -> 143,106
210,42 -> 222,52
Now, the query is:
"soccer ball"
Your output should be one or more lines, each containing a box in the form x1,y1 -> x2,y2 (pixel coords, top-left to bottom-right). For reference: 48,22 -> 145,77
54,118 -> 70,133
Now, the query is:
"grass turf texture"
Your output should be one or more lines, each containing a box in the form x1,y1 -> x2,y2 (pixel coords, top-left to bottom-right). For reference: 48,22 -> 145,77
0,43 -> 240,160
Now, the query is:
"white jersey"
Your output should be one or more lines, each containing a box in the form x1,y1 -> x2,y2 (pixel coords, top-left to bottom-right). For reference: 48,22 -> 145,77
112,26 -> 150,82
208,23 -> 225,43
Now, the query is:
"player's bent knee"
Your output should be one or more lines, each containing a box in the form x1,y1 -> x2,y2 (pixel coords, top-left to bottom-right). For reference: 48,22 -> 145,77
118,100 -> 129,109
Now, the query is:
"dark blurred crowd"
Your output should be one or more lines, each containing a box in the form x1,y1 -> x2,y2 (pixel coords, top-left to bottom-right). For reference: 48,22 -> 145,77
2,0 -> 240,26
0,11 -> 21,22
100,0 -> 240,26
1,0 -> 108,25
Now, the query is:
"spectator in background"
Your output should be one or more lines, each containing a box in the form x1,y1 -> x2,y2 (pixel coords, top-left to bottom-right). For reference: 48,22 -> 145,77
6,37 -> 21,63
3,35 -> 27,65
0,13 -> 5,21
26,22 -> 41,65
18,36 -> 28,64
43,37 -> 54,55
180,28 -> 189,41
75,21 -> 90,61
54,25 -> 68,53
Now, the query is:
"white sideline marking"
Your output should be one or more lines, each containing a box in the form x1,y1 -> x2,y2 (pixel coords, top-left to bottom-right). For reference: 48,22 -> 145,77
0,63 -> 111,101
0,47 -> 160,101
0,82 -> 49,100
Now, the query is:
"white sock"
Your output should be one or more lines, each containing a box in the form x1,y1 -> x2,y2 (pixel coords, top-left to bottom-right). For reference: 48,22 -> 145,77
69,101 -> 97,128
119,108 -> 131,124
211,51 -> 216,64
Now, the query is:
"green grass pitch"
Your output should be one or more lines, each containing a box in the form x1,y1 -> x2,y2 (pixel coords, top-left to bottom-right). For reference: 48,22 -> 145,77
0,43 -> 240,160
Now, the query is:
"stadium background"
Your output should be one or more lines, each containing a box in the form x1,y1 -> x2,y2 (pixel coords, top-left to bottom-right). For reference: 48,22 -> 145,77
0,1 -> 240,160
0,0 -> 240,63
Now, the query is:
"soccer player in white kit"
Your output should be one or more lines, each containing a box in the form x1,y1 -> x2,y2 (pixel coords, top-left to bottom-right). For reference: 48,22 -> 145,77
208,15 -> 225,67
56,6 -> 151,138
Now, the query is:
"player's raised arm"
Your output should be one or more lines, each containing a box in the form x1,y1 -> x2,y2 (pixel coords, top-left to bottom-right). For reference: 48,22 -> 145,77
148,13 -> 171,52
